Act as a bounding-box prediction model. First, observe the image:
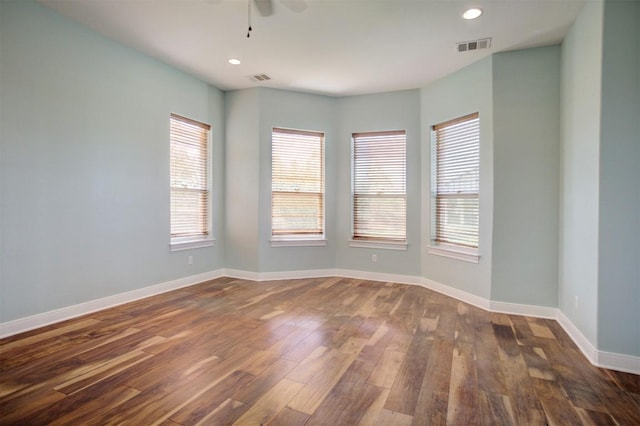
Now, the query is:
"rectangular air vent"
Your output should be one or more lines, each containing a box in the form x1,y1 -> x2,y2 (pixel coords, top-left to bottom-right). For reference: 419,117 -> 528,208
249,74 -> 272,82
457,38 -> 492,53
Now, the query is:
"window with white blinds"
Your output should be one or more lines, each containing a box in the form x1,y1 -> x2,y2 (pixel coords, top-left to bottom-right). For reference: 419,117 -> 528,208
352,131 -> 406,242
271,128 -> 325,239
170,113 -> 211,245
431,113 -> 479,249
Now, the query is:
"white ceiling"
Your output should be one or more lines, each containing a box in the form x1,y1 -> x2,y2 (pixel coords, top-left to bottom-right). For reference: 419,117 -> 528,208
40,0 -> 585,97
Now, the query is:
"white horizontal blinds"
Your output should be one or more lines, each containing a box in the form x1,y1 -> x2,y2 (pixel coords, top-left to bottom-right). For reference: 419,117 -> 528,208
170,114 -> 210,239
271,128 -> 325,236
433,113 -> 479,248
353,130 -> 406,241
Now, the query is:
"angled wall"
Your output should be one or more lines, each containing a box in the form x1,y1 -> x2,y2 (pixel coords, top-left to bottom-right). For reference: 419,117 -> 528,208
335,90 -> 422,276
559,0 -> 604,347
421,58 -> 494,300
597,0 -> 640,357
491,46 -> 561,308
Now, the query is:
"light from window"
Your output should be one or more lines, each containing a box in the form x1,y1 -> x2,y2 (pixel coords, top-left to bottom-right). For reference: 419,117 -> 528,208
170,113 -> 210,243
352,130 -> 407,242
432,113 -> 479,248
271,128 -> 325,238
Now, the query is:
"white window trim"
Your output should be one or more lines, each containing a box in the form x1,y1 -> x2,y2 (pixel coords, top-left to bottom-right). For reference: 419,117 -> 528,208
271,127 -> 326,241
270,235 -> 327,247
428,243 -> 479,263
351,130 -> 407,244
430,113 -> 480,256
169,113 -> 213,248
349,239 -> 407,251
170,237 -> 215,251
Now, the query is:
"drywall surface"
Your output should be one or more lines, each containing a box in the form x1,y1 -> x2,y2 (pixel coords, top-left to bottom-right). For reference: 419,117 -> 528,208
597,0 -> 640,357
491,46 -> 561,307
0,1 -> 225,322
559,0 -> 604,347
335,90 -> 422,276
224,89 -> 261,271
257,88 -> 338,272
421,58 -> 494,300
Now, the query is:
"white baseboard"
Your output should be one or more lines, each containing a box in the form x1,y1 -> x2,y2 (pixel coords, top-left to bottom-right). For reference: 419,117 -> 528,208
220,268 -> 261,281
555,310 -> 599,362
490,300 -> 558,319
334,268 -> 422,286
0,269 -> 224,339
222,268 -> 338,282
1,267 -> 637,374
556,310 -> 640,374
419,277 -> 491,311
596,350 -> 640,375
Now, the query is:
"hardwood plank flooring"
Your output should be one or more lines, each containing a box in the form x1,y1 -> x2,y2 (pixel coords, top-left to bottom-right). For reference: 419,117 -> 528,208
1,277 -> 638,425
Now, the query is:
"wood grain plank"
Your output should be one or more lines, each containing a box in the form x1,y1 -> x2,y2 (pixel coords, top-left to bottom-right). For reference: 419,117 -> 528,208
477,391 -> 515,426
533,377 -> 583,425
169,370 -> 255,425
194,399 -> 249,426
233,378 -> 304,425
492,321 -> 546,425
267,406 -> 311,425
1,276 -> 637,426
412,338 -> 453,426
385,327 -> 433,415
446,340 -> 479,426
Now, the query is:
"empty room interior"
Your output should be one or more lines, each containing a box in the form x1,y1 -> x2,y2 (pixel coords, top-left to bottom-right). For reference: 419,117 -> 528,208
1,0 -> 639,424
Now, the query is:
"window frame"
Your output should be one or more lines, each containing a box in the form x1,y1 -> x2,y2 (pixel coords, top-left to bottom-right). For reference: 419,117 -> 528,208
270,127 -> 326,247
350,130 -> 407,250
169,113 -> 214,251
428,112 -> 480,263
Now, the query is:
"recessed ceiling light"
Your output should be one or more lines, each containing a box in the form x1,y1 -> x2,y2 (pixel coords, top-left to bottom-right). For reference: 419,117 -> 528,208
228,58 -> 241,65
462,8 -> 483,20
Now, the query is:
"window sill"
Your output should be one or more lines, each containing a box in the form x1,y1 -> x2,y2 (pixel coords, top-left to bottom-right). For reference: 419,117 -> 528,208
170,238 -> 215,251
428,244 -> 479,263
348,239 -> 407,251
270,238 -> 327,247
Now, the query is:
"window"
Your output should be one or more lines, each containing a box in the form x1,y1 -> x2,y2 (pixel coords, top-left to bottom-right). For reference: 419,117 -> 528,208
169,113 -> 212,250
271,127 -> 325,245
430,113 -> 479,262
352,130 -> 407,248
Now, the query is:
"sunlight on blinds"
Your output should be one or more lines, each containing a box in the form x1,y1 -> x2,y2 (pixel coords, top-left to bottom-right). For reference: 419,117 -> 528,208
271,128 -> 325,236
353,131 -> 406,241
170,114 -> 210,240
432,113 -> 479,248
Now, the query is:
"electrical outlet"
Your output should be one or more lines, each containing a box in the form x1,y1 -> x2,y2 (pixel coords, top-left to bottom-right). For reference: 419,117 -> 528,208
188,255 -> 193,265
372,254 -> 377,263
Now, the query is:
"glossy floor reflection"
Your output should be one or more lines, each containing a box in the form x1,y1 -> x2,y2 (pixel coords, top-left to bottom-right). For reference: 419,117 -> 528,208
1,277 -> 638,425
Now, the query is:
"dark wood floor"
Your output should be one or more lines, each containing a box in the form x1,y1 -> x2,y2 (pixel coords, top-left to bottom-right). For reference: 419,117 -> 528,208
1,277 -> 639,425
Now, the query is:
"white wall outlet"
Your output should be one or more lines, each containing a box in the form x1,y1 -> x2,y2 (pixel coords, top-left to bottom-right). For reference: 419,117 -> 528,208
372,254 -> 377,263
188,255 -> 193,265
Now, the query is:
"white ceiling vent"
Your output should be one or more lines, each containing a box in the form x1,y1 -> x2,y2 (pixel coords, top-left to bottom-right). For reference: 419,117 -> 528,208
249,74 -> 272,82
456,38 -> 492,53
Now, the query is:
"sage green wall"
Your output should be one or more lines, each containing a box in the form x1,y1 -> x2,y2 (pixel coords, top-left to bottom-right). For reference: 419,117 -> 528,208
223,89 -> 260,271
491,47 -> 560,307
559,0 -> 603,346
3,0 -> 638,362
335,90 -> 422,276
257,88 -> 338,272
421,58 -> 494,299
0,1 -> 225,322
597,0 -> 640,356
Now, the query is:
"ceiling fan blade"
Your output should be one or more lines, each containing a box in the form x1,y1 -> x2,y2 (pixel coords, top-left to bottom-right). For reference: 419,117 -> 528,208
280,0 -> 307,13
254,0 -> 273,17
